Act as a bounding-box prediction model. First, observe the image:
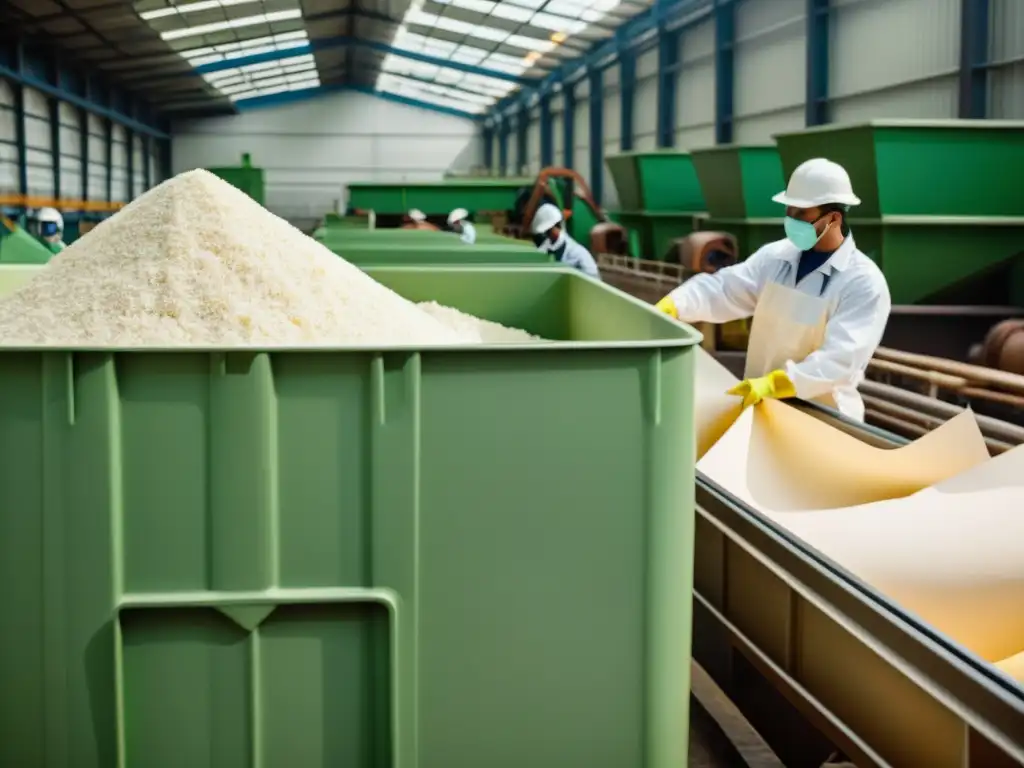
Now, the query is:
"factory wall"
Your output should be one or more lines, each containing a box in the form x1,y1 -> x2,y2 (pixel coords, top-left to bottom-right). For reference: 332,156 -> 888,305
490,0 -> 1021,207
171,91 -> 482,222
0,44 -> 168,225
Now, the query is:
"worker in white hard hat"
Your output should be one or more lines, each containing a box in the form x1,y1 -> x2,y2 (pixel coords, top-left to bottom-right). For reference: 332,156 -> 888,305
447,208 -> 476,245
36,207 -> 66,253
530,202 -> 600,280
656,158 -> 891,421
403,208 -> 438,231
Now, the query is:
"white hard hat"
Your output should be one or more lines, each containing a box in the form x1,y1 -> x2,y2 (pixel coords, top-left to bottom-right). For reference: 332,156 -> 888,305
772,158 -> 861,209
408,208 -> 426,222
37,206 -> 64,228
530,202 -> 563,235
447,207 -> 468,226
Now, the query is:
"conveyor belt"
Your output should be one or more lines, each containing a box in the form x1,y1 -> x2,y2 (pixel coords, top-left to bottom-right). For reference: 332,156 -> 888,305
692,401 -> 1024,767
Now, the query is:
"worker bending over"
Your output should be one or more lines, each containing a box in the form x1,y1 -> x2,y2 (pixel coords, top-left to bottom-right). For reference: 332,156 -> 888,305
657,158 -> 891,421
36,207 -> 66,253
530,203 -> 600,280
448,208 -> 476,245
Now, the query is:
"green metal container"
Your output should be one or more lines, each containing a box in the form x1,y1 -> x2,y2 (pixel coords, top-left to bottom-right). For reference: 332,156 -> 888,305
326,242 -> 551,267
0,222 -> 53,264
611,212 -> 699,261
690,145 -> 785,219
773,120 -> 1024,218
847,217 -> 1024,304
0,266 -> 699,768
348,179 -> 533,215
207,153 -> 266,206
317,228 -> 522,247
604,151 -> 706,213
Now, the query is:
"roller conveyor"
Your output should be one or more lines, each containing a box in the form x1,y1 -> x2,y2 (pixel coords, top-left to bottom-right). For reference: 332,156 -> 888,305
692,401 -> 1024,767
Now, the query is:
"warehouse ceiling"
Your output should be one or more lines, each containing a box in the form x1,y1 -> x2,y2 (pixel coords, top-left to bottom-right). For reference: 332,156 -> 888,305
0,0 -> 653,118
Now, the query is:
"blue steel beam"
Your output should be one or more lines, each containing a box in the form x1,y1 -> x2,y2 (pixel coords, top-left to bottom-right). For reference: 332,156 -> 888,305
619,43 -> 635,151
958,0 -> 990,118
713,0 -> 735,145
230,83 -> 483,121
515,107 -> 529,174
0,49 -> 167,140
487,0 -> 715,122
79,105 -> 89,200
498,122 -> 509,175
195,39 -> 537,86
539,94 -> 553,167
805,0 -> 830,126
482,126 -> 495,170
588,68 -> 603,204
657,20 -> 680,147
563,84 -> 575,168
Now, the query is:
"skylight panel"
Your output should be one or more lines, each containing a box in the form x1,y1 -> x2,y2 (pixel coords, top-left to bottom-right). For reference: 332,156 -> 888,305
139,0 -> 260,21
159,9 -> 302,41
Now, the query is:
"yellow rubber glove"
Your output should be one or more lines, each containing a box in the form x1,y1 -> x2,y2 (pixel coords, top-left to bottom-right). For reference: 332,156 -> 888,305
726,369 -> 797,409
655,296 -> 678,319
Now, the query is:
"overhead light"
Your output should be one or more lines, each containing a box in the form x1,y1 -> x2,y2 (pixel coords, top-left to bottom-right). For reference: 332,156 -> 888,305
159,10 -> 302,42
551,31 -> 568,43
140,0 -> 261,21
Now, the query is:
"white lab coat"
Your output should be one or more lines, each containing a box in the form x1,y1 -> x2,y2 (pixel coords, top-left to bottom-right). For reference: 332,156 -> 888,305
550,232 -> 601,280
459,221 -> 476,245
666,234 -> 891,419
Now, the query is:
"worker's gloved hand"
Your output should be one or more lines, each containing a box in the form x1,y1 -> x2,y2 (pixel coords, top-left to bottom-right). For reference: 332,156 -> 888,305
727,369 -> 797,409
655,296 -> 678,319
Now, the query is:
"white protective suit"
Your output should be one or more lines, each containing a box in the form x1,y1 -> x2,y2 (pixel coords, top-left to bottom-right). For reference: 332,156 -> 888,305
548,230 -> 600,280
665,234 -> 890,421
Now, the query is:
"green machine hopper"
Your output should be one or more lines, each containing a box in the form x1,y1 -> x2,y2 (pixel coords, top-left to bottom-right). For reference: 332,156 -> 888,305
773,120 -> 1024,304
347,178 -> 534,216
604,151 -> 706,260
690,145 -> 787,260
0,218 -> 54,264
207,153 -> 266,206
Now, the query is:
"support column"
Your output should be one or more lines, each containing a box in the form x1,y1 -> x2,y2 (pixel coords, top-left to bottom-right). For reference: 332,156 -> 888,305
958,0 -> 990,118
713,0 -> 735,145
805,0 -> 830,126
657,23 -> 679,148
539,94 -> 553,167
619,47 -> 635,151
588,68 -> 603,204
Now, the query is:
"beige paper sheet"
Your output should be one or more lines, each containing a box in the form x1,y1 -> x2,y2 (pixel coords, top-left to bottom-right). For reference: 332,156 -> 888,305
764,445 -> 1024,661
694,348 -> 991,510
996,650 -> 1024,683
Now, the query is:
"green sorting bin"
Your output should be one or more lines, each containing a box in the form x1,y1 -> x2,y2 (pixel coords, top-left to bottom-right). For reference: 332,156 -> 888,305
0,222 -> 53,264
605,151 -> 706,212
612,211 -> 699,261
774,120 -> 1024,301
207,153 -> 266,206
773,120 -> 1024,218
327,242 -> 552,266
0,266 -> 700,768
690,145 -> 785,219
348,179 -> 532,215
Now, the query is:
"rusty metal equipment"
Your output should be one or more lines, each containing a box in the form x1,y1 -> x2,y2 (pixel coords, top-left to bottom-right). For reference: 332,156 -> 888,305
589,222 -> 629,256
974,319 -> 1024,375
667,231 -> 739,273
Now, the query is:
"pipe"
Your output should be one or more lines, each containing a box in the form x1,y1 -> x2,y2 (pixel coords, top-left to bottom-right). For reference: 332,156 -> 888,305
865,401 -> 1011,455
859,380 -> 1024,445
874,347 -> 1024,395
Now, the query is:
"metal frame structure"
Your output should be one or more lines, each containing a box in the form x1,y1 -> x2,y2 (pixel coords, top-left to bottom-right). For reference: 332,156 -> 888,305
482,0 -> 1000,205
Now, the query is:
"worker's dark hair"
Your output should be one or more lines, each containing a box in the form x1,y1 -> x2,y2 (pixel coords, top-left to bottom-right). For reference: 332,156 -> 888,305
818,203 -> 850,236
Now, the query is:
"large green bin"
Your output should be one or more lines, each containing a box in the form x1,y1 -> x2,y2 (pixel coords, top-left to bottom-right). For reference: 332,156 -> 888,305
604,151 -> 706,212
774,121 -> 1024,302
348,179 -> 533,215
207,153 -> 266,206
326,242 -> 553,266
0,266 -> 699,768
0,222 -> 53,264
690,145 -> 785,219
773,120 -> 1024,218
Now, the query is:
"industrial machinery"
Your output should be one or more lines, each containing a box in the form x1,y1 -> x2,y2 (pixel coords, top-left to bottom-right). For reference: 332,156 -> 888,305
503,167 -> 628,255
